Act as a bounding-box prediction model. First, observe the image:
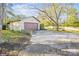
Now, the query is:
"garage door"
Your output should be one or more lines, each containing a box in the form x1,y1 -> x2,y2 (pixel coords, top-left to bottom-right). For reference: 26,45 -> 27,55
24,22 -> 38,30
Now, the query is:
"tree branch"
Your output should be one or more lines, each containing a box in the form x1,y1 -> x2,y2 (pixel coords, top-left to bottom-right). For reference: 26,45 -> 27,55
34,8 -> 57,25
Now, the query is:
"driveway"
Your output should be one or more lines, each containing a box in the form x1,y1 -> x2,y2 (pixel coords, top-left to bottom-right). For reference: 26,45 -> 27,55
31,30 -> 79,44
19,30 -> 79,56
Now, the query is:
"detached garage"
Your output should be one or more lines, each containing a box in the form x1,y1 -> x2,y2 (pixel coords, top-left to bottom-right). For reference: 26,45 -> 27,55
9,16 -> 40,31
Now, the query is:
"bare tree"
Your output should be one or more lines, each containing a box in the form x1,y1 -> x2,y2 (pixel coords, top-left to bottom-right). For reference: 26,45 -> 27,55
33,3 -> 63,31
0,4 -> 6,30
0,3 -> 15,30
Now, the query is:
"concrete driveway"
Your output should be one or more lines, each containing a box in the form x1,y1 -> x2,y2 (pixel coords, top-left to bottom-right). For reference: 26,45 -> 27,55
19,30 -> 79,56
31,30 -> 79,44
28,30 -> 79,55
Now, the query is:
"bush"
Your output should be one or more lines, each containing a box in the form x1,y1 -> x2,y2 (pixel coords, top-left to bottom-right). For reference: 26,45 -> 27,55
40,24 -> 45,30
62,22 -> 79,27
2,25 -> 7,30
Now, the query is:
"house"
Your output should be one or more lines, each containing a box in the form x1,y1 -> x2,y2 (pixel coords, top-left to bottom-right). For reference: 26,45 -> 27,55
9,16 -> 40,31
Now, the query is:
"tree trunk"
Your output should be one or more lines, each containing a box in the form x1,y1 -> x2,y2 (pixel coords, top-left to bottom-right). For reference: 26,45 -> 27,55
56,23 -> 59,31
1,3 -> 6,30
56,18 -> 59,31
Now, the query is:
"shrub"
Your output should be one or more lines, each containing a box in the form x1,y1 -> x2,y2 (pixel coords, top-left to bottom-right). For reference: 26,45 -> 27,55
40,24 -> 45,30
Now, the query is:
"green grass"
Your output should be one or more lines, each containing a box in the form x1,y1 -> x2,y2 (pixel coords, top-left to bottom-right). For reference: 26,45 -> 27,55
0,30 -> 32,56
51,29 -> 79,35
2,30 -> 32,42
60,30 -> 79,34
45,26 -> 79,34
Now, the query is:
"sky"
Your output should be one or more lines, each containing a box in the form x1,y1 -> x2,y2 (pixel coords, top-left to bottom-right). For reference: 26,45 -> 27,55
11,3 -> 79,17
73,3 -> 79,10
11,3 -> 51,17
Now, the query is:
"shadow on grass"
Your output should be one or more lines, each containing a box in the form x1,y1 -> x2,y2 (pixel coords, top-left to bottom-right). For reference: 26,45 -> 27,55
0,42 -> 29,56
0,42 -> 79,56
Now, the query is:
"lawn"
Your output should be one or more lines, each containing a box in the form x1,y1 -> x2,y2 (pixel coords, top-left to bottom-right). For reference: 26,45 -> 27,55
45,26 -> 79,34
0,30 -> 32,56
2,30 -> 32,42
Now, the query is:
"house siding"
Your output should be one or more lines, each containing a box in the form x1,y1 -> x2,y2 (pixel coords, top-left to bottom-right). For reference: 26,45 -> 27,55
9,22 -> 22,31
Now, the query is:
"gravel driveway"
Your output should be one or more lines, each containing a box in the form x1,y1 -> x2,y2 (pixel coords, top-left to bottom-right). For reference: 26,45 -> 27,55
19,30 -> 79,56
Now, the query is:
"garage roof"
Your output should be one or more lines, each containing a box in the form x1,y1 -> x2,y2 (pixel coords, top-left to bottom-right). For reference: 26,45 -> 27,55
21,16 -> 40,23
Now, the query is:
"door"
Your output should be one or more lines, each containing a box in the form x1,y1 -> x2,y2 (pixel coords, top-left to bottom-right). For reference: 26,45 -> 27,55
24,22 -> 38,30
